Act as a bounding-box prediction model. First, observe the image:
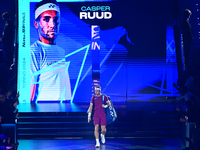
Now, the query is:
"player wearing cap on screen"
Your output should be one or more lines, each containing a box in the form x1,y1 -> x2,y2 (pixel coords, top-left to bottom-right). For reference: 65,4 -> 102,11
88,85 -> 111,148
30,0 -> 71,102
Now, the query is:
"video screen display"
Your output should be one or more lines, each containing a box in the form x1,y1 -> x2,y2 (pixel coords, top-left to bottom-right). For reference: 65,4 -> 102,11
17,0 -> 178,103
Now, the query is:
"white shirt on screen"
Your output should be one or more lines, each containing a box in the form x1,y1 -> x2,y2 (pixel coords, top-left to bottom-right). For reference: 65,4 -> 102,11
30,40 -> 71,101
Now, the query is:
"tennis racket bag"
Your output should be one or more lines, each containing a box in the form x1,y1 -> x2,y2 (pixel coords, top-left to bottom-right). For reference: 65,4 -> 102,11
102,95 -> 117,125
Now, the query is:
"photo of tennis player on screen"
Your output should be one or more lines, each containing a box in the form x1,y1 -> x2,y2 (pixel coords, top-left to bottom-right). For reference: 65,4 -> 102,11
30,0 -> 71,102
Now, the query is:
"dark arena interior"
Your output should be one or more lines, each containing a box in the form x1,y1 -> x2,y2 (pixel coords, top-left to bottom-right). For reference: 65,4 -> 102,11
0,0 -> 200,149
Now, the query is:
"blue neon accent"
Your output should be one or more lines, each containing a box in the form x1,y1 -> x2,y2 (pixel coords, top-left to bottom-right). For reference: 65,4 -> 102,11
102,62 -> 123,93
30,82 -> 44,103
71,44 -> 90,103
79,66 -> 92,85
65,45 -> 90,58
160,70 -> 166,94
61,61 -> 70,103
31,62 -> 70,103
146,84 -> 172,93
31,45 -> 90,77
60,87 -> 66,103
65,61 -> 70,76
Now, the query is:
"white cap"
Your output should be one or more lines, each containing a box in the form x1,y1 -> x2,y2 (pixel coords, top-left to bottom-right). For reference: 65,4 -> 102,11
35,3 -> 60,19
95,87 -> 101,91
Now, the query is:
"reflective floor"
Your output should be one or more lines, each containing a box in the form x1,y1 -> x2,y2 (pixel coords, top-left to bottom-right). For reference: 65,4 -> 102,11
18,138 -> 184,150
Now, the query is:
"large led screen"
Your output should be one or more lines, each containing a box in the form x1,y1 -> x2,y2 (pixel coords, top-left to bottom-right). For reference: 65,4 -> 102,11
18,0 -> 179,103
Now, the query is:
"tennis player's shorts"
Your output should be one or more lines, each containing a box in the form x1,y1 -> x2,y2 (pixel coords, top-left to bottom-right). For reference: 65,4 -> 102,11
93,110 -> 106,126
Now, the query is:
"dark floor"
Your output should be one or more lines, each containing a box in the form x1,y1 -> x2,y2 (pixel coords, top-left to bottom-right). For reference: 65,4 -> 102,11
18,138 -> 184,150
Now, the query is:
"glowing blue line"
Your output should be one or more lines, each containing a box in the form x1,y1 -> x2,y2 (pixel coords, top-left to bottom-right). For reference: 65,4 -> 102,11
31,58 -> 65,77
79,66 -> 92,85
31,44 -> 89,77
30,82 -> 44,103
71,44 -> 90,103
100,44 -> 116,67
61,61 -> 70,103
60,87 -> 66,103
160,70 -> 166,94
35,82 -> 43,103
32,61 -> 70,103
146,84 -> 172,93
65,44 -> 90,58
102,63 -> 123,93
31,63 -> 68,77
65,61 -> 70,76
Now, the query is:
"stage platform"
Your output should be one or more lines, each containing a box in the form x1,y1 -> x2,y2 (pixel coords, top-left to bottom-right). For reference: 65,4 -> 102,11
17,101 -> 178,113
15,101 -> 184,150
